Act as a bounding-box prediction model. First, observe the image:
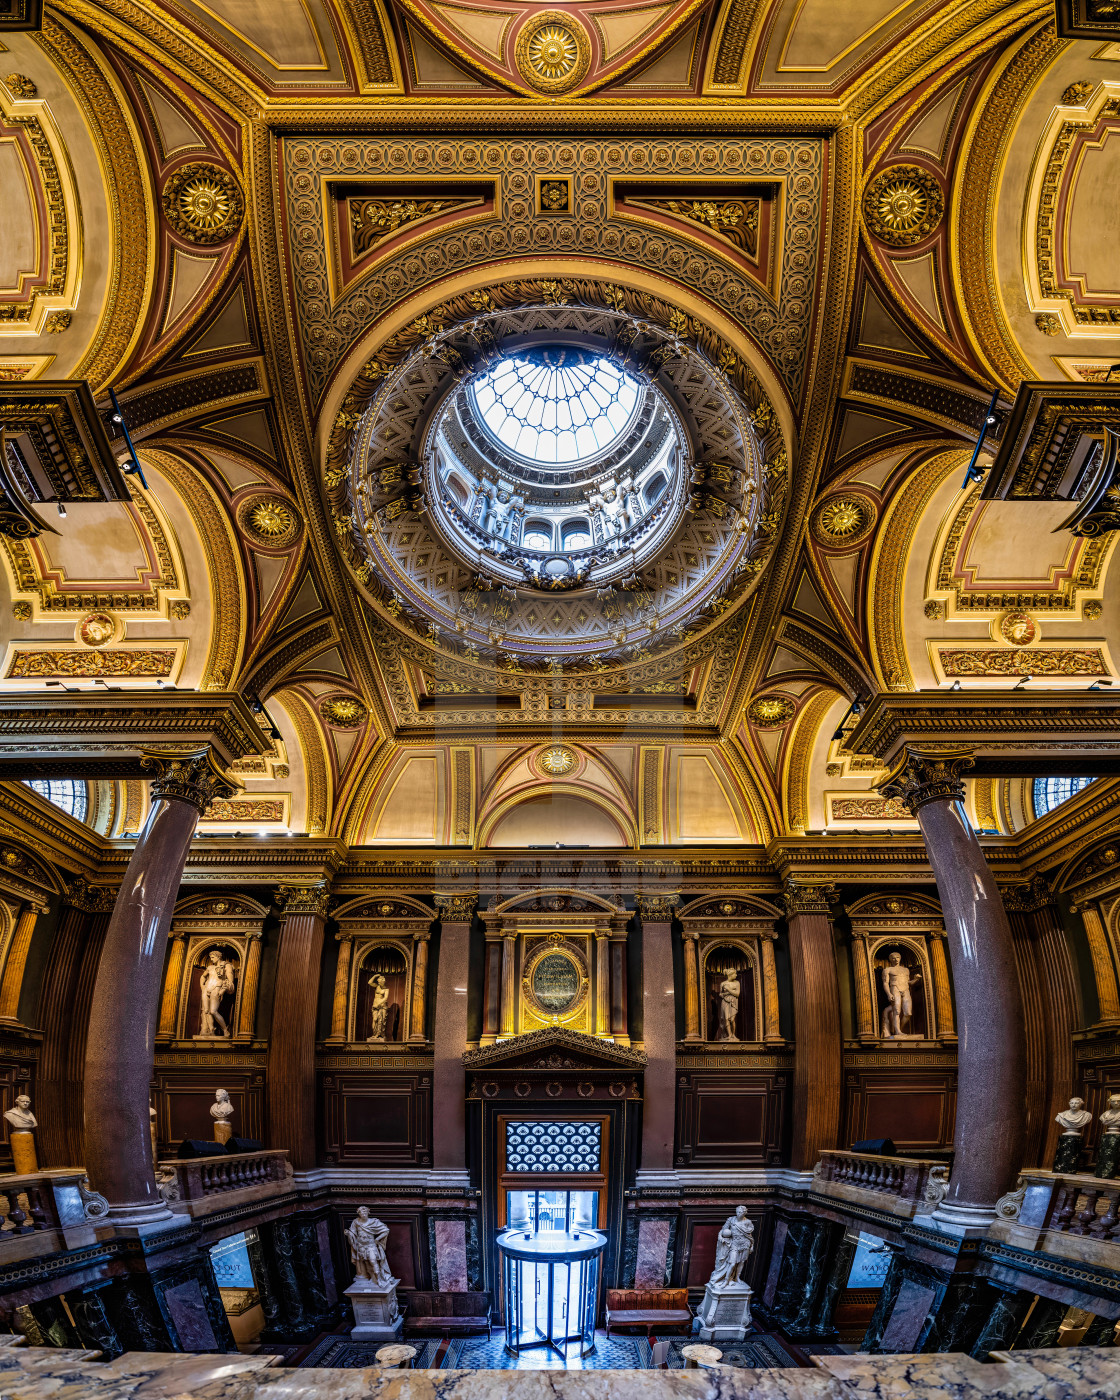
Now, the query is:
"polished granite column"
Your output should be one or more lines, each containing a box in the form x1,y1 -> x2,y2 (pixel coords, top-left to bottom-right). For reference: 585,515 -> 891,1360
267,882 -> 330,1170
881,747 -> 1026,1225
636,893 -> 678,1170
432,892 -> 477,1170
781,880 -> 842,1169
83,748 -> 236,1222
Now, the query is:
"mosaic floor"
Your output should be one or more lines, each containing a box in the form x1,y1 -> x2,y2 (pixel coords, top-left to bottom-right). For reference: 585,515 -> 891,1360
297,1330 -> 807,1371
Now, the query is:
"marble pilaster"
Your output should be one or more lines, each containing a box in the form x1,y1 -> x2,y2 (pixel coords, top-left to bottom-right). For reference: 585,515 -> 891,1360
433,892 -> 476,1169
781,882 -> 841,1169
969,1283 -> 1033,1358
636,893 -> 678,1170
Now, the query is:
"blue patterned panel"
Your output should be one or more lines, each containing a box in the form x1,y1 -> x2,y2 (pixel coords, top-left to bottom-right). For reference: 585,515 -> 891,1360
505,1120 -> 601,1173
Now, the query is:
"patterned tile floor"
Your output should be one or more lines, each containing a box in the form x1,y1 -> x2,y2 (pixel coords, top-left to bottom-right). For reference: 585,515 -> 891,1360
297,1330 -> 807,1371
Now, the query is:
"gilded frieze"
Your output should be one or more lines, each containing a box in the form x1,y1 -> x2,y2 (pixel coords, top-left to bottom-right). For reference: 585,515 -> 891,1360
933,645 -> 1110,678
282,134 -> 824,406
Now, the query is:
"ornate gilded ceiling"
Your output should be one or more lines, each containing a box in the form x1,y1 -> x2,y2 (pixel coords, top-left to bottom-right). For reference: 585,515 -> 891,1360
1,0 -> 1120,850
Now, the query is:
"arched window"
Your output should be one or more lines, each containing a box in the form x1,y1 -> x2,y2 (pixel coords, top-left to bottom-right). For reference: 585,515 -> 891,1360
643,472 -> 668,507
1033,776 -> 1094,817
522,520 -> 553,551
445,473 -> 468,507
23,779 -> 87,823
561,520 -> 591,551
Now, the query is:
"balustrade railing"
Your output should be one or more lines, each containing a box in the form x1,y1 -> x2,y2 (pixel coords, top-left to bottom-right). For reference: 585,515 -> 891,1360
0,1170 -> 104,1257
991,1170 -> 1120,1269
155,1149 -> 292,1216
812,1150 -> 947,1219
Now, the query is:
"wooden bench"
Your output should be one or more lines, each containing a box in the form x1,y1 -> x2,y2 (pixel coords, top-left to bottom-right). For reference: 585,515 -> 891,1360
401,1290 -> 492,1339
605,1288 -> 692,1339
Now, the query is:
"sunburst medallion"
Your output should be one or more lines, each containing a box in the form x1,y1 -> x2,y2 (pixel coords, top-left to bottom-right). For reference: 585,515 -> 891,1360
162,163 -> 244,245
515,13 -> 591,93
862,166 -> 944,247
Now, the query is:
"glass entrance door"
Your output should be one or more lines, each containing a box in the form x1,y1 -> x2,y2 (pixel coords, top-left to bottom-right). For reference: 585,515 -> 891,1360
506,1188 -> 598,1234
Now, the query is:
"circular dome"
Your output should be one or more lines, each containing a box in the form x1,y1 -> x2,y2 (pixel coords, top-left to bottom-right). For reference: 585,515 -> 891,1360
470,349 -> 642,466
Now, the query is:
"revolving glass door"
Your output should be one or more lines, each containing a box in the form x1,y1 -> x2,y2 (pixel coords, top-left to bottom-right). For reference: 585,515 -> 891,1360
497,1221 -> 606,1360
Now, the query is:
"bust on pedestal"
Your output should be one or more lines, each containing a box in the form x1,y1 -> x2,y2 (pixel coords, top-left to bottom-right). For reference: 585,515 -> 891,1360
1096,1094 -> 1120,1180
1053,1098 -> 1092,1173
344,1207 -> 402,1342
210,1089 -> 234,1145
4,1096 -> 37,1174
696,1205 -> 754,1342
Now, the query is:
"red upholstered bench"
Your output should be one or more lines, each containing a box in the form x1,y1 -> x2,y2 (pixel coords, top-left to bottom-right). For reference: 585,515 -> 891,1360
605,1288 -> 692,1339
401,1291 -> 492,1339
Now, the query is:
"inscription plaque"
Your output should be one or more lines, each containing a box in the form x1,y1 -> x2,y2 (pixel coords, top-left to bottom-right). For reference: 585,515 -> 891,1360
532,952 -> 580,1012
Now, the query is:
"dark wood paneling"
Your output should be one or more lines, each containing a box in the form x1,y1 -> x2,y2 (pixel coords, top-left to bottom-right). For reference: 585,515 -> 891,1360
841,1069 -> 956,1152
786,911 -> 843,1168
675,1071 -> 787,1166
320,1072 -> 431,1166
151,1068 -> 264,1153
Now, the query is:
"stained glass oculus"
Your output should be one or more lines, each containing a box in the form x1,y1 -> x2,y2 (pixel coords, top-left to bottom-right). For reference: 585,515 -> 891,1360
506,1120 -> 601,1173
1033,776 -> 1094,817
470,349 -> 641,465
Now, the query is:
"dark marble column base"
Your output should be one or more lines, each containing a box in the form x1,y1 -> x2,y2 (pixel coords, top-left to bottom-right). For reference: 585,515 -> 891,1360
1019,1295 -> 1068,1349
1095,1132 -> 1120,1180
1053,1133 -> 1085,1174
969,1285 -> 1034,1357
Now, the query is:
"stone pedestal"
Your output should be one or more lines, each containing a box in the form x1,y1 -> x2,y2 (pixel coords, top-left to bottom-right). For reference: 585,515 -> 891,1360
696,1281 -> 752,1341
1053,1132 -> 1083,1174
345,1279 -> 403,1342
9,1130 -> 36,1174
1097,1132 -> 1120,1180
213,1121 -> 232,1145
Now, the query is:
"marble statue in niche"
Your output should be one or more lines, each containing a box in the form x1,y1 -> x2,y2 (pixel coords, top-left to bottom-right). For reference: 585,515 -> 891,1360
1054,1097 -> 1093,1173
717,969 -> 742,1041
1097,1093 -> 1120,1180
876,947 -> 924,1039
696,1205 -> 754,1341
198,947 -> 238,1037
347,1207 -> 394,1286
367,975 -> 390,1042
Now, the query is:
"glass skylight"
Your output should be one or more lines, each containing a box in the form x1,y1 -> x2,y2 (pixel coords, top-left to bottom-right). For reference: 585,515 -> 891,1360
23,778 -> 88,822
470,351 -> 641,465
1033,776 -> 1094,817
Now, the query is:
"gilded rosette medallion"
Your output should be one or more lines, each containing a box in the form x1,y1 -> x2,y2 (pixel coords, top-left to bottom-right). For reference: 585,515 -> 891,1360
515,13 -> 591,93
862,166 -> 944,247
811,493 -> 877,547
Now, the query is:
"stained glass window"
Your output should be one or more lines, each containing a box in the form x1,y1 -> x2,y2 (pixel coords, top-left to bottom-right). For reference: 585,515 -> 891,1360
23,779 -> 88,822
506,1120 -> 601,1173
471,351 -> 641,464
1033,776 -> 1093,817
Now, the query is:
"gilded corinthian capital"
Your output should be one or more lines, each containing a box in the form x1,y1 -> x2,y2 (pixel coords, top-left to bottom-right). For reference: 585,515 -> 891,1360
274,882 -> 332,917
781,879 -> 837,917
878,746 -> 974,813
635,892 -> 680,920
141,746 -> 240,813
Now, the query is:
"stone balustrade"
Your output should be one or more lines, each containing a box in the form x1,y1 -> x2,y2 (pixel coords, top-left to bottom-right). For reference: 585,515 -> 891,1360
812,1150 -> 947,1218
0,1170 -> 104,1260
156,1149 -> 293,1219
990,1169 -> 1120,1271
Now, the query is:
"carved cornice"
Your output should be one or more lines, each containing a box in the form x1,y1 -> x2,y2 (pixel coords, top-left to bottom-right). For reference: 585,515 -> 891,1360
274,881 -> 332,918
1000,874 -> 1054,915
879,746 -> 975,813
781,878 -> 837,917
142,747 -> 240,814
434,891 -> 478,923
462,1026 -> 647,1070
60,875 -> 117,914
635,892 -> 680,921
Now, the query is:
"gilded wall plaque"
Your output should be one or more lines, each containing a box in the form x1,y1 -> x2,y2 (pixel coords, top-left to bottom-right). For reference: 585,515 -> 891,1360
532,950 -> 580,1011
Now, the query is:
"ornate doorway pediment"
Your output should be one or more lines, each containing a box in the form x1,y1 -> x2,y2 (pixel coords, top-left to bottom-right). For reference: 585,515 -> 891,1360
463,1027 -> 646,1072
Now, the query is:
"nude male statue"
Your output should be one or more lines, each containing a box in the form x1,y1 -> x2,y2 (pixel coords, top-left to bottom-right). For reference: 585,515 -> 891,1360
880,951 -> 920,1039
199,948 -> 237,1037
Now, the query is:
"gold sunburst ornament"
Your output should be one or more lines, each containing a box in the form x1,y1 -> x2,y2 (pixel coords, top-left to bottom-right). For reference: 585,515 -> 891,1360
239,495 -> 300,547
812,494 -> 877,547
516,14 -> 591,93
537,745 -> 576,777
162,163 -> 244,245
862,166 -> 944,247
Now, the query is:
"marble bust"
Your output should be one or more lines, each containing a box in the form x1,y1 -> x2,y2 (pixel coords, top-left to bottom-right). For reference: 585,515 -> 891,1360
3,1095 -> 36,1132
717,972 -> 740,1041
1056,1097 -> 1092,1134
210,1089 -> 234,1122
1101,1094 -> 1120,1136
346,1207 -> 394,1287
